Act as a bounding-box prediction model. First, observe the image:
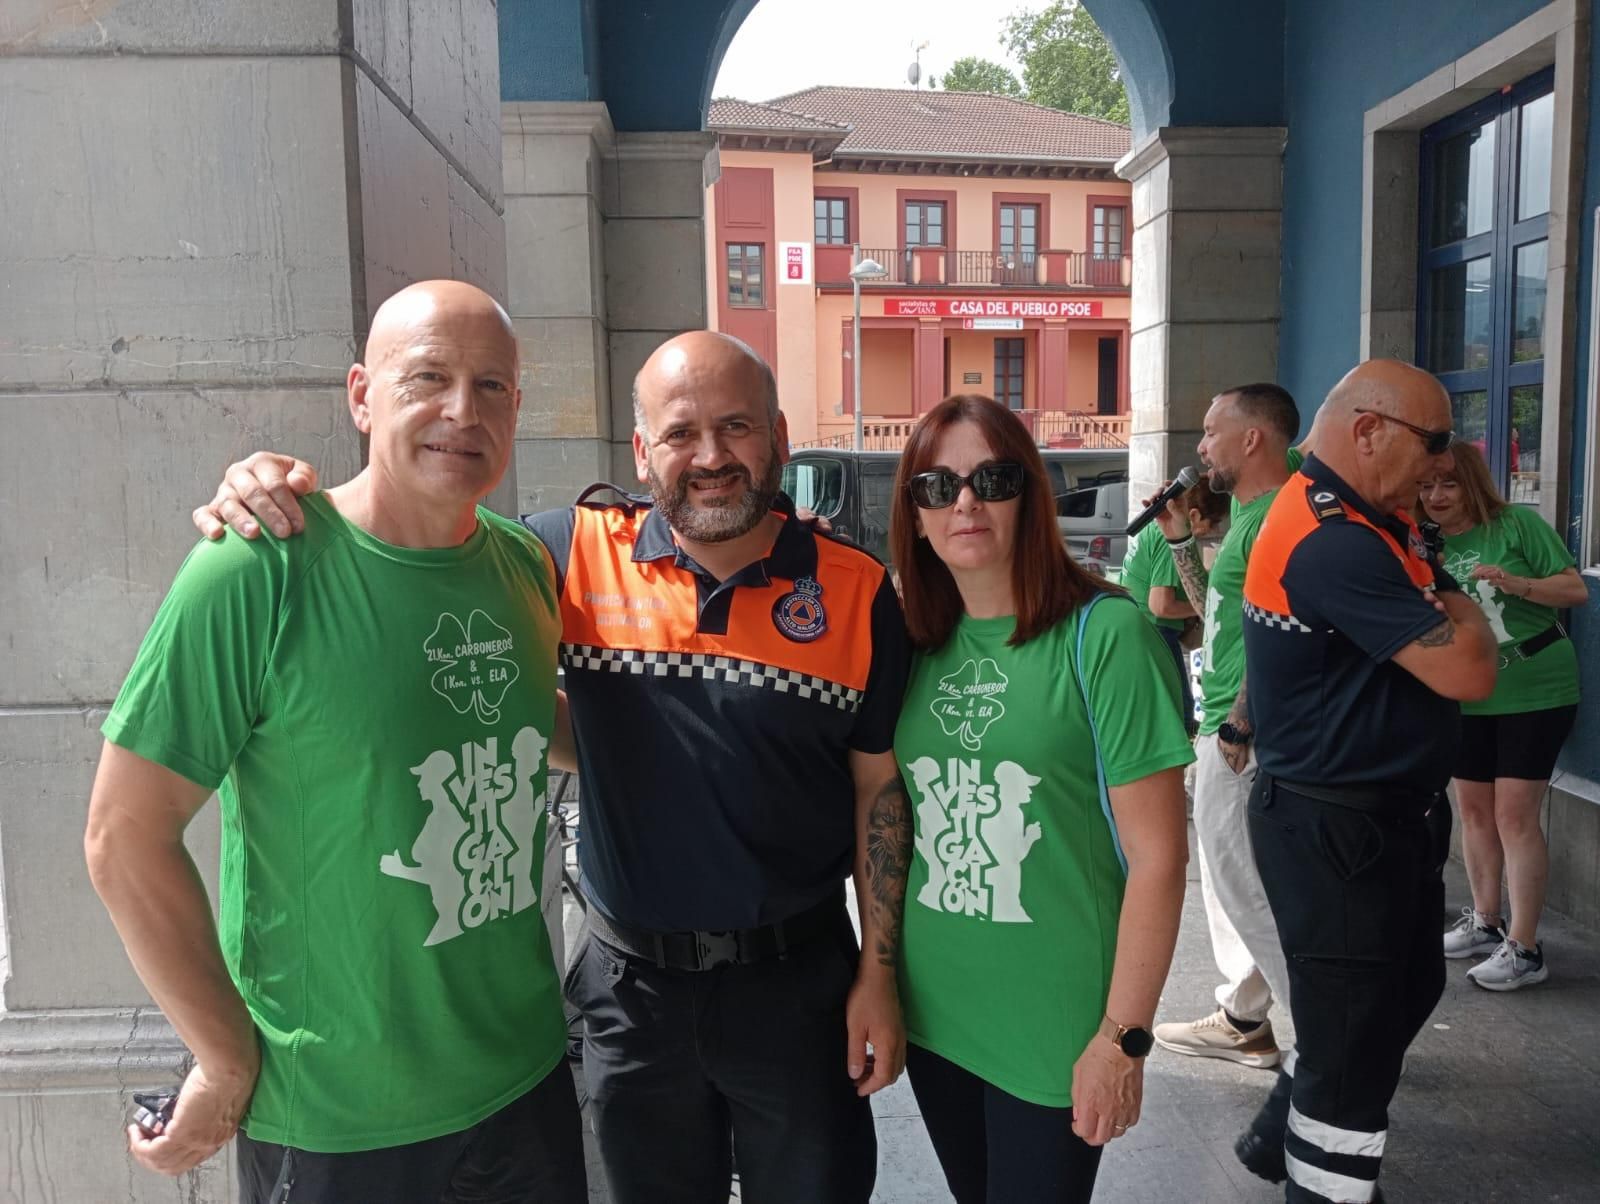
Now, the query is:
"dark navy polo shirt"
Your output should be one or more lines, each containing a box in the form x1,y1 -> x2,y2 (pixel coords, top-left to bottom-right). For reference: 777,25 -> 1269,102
1242,456 -> 1462,795
525,493 -> 910,932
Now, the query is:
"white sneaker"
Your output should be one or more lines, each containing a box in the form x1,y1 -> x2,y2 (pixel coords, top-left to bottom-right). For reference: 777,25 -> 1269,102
1467,938 -> 1548,991
1153,1008 -> 1281,1068
1442,908 -> 1503,959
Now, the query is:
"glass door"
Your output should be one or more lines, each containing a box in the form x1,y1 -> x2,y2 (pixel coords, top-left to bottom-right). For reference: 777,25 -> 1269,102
1418,68 -> 1552,503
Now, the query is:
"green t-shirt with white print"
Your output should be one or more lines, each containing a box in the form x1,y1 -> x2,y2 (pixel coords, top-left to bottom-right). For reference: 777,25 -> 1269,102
894,596 -> 1194,1107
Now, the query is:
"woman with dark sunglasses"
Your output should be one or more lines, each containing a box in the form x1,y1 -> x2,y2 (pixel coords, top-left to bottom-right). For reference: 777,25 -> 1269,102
889,394 -> 1193,1204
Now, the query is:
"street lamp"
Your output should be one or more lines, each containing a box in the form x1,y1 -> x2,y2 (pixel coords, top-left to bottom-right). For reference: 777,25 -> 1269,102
849,252 -> 889,450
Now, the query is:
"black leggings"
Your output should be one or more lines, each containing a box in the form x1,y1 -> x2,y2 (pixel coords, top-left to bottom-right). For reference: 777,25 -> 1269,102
905,1043 -> 1103,1204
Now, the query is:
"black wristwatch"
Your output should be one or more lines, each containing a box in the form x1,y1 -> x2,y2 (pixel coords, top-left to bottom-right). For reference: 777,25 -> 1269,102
1217,721 -> 1252,746
1099,1016 -> 1154,1058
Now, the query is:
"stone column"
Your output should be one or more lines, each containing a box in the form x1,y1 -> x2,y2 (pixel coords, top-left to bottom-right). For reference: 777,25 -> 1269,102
1116,128 -> 1287,503
0,3 -> 501,1198
601,132 -> 720,482
503,102 -> 616,514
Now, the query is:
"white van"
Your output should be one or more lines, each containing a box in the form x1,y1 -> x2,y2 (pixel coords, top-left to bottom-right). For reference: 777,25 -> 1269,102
1055,472 -> 1130,571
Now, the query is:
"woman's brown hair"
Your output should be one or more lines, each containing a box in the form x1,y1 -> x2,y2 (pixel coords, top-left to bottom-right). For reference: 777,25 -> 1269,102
890,394 -> 1104,650
1412,440 -> 1508,529
1178,475 -> 1229,528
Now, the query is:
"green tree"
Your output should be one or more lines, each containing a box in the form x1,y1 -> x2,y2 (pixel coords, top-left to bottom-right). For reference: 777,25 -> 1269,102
939,56 -> 1023,97
1004,1 -> 1130,124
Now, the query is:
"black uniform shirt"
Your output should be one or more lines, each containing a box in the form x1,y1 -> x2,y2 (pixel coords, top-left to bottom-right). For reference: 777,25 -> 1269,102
525,491 -> 910,932
1242,456 -> 1462,794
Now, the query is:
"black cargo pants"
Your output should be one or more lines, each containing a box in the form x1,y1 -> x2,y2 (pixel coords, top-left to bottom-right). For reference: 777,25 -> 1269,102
564,910 -> 877,1204
1248,775 -> 1447,1204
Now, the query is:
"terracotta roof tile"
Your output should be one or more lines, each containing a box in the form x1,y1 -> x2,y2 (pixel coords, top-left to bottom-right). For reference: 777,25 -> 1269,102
749,85 -> 1130,164
707,98 -> 851,135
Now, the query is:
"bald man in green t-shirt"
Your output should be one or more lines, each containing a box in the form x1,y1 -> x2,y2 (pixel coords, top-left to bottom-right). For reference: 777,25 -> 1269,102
85,283 -> 585,1203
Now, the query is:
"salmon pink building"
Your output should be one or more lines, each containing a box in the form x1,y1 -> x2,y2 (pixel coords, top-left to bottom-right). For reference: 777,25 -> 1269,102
705,87 -> 1133,448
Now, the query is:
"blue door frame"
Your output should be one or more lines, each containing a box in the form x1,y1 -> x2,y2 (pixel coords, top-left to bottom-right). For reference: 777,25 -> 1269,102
1416,66 -> 1553,492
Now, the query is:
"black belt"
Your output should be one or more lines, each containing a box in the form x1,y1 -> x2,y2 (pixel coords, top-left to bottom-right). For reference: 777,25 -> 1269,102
1262,773 -> 1442,817
585,892 -> 844,972
1498,623 -> 1566,670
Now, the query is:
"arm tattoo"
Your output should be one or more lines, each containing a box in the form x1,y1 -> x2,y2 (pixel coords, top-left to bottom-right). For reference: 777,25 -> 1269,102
1416,619 -> 1456,648
1226,679 -> 1249,731
864,776 -> 912,968
1172,538 -> 1211,614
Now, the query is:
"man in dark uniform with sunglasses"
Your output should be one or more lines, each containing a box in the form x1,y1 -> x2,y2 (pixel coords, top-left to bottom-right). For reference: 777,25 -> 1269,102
190,331 -> 912,1204
1242,359 -> 1497,1203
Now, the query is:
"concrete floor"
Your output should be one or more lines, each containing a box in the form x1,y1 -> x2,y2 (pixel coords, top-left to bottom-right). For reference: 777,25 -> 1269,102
562,824 -> 1600,1202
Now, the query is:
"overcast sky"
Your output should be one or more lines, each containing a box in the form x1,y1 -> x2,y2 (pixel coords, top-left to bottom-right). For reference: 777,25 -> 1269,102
712,0 -> 1025,103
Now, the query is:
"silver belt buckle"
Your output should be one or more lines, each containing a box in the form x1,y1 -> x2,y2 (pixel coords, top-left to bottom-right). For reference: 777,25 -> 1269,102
694,930 -> 741,970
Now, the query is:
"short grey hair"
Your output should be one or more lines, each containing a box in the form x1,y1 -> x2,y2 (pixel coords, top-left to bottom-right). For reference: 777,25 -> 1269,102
632,333 -> 781,435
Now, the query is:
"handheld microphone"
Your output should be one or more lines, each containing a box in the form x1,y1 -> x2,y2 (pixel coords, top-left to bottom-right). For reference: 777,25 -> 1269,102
1125,465 -> 1200,538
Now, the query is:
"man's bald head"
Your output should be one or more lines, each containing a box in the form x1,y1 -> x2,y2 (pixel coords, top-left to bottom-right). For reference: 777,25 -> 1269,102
1323,359 -> 1450,428
632,331 -> 778,435
347,279 -> 521,517
365,280 -> 517,372
1318,358 -> 1456,512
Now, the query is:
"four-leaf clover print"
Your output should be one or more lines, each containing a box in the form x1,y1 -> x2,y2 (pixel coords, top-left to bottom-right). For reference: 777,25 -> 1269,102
424,610 -> 520,724
930,657 -> 1009,751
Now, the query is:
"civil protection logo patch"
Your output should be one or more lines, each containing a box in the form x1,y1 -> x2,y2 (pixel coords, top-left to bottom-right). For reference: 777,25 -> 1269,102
773,576 -> 827,642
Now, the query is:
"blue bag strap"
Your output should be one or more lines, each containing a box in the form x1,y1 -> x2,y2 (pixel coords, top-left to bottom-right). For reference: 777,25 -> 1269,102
1071,591 -> 1128,877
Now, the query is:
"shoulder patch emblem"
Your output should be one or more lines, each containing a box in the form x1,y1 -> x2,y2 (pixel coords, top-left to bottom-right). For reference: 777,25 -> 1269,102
773,576 -> 828,643
1307,489 -> 1345,522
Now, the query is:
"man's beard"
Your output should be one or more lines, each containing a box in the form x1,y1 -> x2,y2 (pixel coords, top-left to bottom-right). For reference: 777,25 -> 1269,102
1205,462 -> 1237,495
650,448 -> 783,543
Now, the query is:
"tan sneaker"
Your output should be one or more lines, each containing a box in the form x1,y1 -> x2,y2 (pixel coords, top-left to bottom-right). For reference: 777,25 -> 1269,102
1153,1008 -> 1281,1068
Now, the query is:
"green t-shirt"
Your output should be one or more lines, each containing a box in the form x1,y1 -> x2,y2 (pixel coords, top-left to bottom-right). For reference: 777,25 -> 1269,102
893,597 -> 1195,1107
1229,446 -> 1305,519
1441,505 -> 1581,715
103,493 -> 567,1152
1199,488 -> 1277,735
1119,524 -> 1186,632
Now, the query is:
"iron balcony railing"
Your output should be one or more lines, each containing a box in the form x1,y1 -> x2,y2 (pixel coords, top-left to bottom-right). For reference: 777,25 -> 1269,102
793,411 -> 1131,453
837,249 -> 1130,289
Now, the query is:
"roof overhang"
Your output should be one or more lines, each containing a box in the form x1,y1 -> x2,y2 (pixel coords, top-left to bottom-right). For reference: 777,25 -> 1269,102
711,128 -> 849,160
823,152 -> 1122,181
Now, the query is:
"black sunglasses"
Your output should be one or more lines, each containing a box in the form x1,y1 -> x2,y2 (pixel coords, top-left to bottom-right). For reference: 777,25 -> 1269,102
1354,407 -> 1455,456
907,462 -> 1026,510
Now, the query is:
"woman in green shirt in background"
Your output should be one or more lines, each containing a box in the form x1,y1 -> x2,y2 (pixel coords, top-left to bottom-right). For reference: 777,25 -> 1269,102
888,395 -> 1193,1203
1417,442 -> 1588,990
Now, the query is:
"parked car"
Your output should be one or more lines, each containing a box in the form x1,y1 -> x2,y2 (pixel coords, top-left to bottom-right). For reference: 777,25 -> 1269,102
781,447 -> 1126,567
1055,471 -> 1131,572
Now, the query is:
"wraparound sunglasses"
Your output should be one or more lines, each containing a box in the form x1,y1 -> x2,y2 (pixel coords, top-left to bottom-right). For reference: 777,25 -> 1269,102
907,462 -> 1026,509
1353,408 -> 1455,456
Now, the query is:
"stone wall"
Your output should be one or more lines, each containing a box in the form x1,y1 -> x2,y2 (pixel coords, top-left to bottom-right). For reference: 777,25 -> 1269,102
0,2 -> 503,1198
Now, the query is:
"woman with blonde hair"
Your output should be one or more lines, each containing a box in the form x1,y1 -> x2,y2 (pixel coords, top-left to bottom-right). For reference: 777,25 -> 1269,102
1416,442 -> 1587,989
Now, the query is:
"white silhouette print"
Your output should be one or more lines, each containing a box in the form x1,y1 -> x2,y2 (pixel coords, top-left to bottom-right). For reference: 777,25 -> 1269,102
987,763 -> 1044,922
906,756 -> 949,911
381,749 -> 470,945
1202,586 -> 1222,671
380,729 -> 544,946
906,757 -> 1045,924
1470,577 -> 1513,644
